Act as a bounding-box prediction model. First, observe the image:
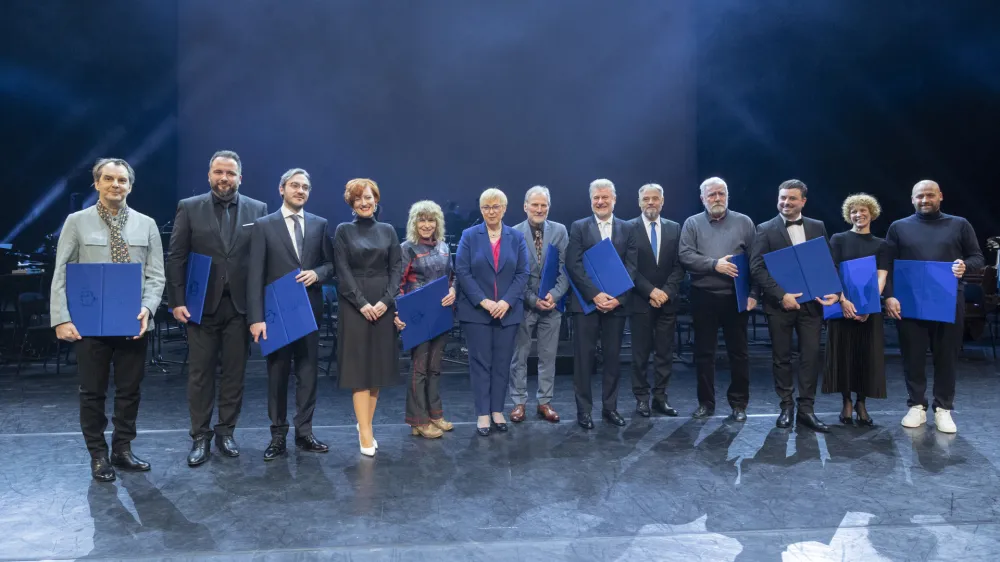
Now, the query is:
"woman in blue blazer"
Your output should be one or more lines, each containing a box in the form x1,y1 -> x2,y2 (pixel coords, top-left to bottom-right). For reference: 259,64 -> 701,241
455,188 -> 530,436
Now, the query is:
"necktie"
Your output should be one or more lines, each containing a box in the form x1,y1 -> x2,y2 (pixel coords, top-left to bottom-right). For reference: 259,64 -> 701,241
291,214 -> 304,260
533,228 -> 543,263
650,221 -> 658,265
220,202 -> 233,250
785,218 -> 804,227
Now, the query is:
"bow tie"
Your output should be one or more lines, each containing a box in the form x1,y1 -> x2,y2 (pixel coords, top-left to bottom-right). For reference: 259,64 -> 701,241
785,219 -> 804,227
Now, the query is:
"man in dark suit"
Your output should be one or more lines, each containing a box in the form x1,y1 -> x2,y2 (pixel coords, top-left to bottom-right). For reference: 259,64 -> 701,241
628,183 -> 685,418
247,168 -> 335,460
566,179 -> 638,429
167,150 -> 268,467
750,179 -> 840,433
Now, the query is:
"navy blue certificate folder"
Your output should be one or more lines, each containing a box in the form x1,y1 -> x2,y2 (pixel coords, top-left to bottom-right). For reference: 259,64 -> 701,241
538,244 -> 560,300
823,255 -> 882,320
762,237 -> 842,304
893,260 -> 958,323
66,263 -> 142,336
185,253 -> 212,324
395,275 -> 454,351
259,269 -> 319,356
732,253 -> 751,312
570,238 -> 635,314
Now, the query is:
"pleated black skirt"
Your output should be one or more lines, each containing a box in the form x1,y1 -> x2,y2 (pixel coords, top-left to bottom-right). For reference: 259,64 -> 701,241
822,314 -> 887,399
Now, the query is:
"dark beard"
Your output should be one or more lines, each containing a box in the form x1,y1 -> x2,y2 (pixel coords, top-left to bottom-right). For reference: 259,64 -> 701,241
212,183 -> 238,202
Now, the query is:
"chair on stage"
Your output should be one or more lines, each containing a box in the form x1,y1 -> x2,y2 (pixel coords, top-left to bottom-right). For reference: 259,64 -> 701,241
13,292 -> 69,376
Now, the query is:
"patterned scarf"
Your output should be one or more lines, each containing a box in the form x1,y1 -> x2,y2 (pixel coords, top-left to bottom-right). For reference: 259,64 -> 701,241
96,201 -> 131,263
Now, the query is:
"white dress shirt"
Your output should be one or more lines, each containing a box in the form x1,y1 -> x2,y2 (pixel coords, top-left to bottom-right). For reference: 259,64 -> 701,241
642,215 -> 660,264
595,215 -> 613,241
784,214 -> 806,246
281,204 -> 305,258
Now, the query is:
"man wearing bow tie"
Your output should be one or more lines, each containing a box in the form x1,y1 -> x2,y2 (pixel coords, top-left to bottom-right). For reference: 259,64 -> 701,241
750,180 -> 840,433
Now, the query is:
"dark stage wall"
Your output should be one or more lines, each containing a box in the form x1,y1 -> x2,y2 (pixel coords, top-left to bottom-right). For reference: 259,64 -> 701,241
1,1 -> 998,250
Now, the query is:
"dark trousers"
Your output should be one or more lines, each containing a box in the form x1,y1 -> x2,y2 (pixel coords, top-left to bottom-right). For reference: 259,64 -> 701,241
186,294 -> 249,439
265,331 -> 319,439
572,312 -> 627,414
463,321 -> 518,416
898,300 -> 964,411
405,333 -> 448,426
691,288 -> 751,409
766,303 -> 822,413
77,335 -> 148,458
630,308 -> 677,402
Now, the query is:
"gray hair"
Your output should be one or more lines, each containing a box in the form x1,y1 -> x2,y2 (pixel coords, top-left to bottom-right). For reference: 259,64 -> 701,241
479,187 -> 508,207
699,177 -> 728,196
406,200 -> 446,245
638,183 -> 663,200
279,168 -> 310,188
92,158 -> 135,186
589,178 -> 616,198
524,185 -> 551,205
209,150 -> 242,174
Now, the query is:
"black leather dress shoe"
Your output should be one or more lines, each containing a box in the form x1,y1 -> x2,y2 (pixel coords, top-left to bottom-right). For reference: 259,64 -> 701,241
216,435 -> 240,457
796,412 -> 830,433
295,434 -> 330,453
776,407 -> 794,428
731,407 -> 748,423
263,438 -> 287,461
602,409 -> 626,427
636,400 -> 651,417
476,426 -> 491,437
490,420 -> 509,432
91,457 -> 116,482
652,399 -> 678,417
577,414 -> 594,430
110,450 -> 151,472
188,437 -> 211,466
692,404 -> 715,419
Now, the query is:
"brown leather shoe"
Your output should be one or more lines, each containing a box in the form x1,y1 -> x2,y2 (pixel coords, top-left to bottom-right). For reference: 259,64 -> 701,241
510,404 -> 526,423
537,403 -> 560,423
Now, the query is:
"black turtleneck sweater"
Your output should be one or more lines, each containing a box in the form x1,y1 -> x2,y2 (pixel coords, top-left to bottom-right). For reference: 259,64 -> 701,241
884,211 -> 984,298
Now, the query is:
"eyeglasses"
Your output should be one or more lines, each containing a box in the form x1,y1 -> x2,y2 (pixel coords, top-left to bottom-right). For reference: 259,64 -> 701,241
481,205 -> 504,213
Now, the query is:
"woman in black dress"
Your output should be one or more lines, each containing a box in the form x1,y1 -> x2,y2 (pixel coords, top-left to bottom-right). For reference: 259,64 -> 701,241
333,178 -> 403,456
823,193 -> 891,426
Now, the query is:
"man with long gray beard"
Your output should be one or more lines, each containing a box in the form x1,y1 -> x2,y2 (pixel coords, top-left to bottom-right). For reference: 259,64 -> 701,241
167,150 -> 268,466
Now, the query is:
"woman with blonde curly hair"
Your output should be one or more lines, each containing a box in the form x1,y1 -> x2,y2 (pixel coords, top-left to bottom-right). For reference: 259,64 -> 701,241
333,178 -> 403,456
394,200 -> 456,439
823,193 -> 891,426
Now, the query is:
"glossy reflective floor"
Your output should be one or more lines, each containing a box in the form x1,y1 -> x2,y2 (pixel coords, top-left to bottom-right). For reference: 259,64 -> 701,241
2,341 -> 999,561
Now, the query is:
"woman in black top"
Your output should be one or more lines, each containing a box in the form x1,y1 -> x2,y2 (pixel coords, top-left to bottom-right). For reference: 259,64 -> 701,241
394,200 -> 456,439
823,193 -> 891,425
333,179 -> 403,456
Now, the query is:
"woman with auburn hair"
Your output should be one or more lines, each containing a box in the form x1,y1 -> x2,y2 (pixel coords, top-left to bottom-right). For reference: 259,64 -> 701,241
394,200 -> 456,439
454,188 -> 530,436
823,192 -> 891,426
333,178 -> 402,456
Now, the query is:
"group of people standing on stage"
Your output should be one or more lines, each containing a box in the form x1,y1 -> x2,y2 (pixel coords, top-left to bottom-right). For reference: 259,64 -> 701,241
50,151 -> 984,483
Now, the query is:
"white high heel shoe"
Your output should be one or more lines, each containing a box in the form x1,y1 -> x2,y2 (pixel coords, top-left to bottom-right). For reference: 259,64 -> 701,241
356,423 -> 377,456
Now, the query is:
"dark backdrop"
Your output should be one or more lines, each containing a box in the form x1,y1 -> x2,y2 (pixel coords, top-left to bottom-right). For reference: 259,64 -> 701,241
1,1 -> 997,255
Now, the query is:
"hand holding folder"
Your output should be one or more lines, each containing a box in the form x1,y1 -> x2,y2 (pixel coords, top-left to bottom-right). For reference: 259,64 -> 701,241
823,255 -> 882,320
731,253 -> 751,312
258,269 -> 319,356
537,244 -> 564,313
567,238 -> 634,314
762,237 -> 842,305
66,263 -> 144,337
892,260 -> 958,323
395,275 -> 454,351
183,252 -> 212,324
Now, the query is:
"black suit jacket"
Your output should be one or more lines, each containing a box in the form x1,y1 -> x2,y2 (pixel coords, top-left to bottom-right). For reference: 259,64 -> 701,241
628,216 -> 685,314
166,192 -> 268,315
750,214 -> 830,310
246,210 -> 335,326
565,215 -> 638,317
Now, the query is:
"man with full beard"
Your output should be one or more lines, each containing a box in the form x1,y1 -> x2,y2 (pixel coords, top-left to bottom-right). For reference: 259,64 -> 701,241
167,150 -> 268,466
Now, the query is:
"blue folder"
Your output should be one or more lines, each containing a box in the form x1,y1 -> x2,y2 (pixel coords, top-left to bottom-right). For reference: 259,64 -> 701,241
66,263 -> 143,336
823,255 -> 882,320
184,253 -> 212,324
569,238 -> 635,314
538,244 -> 565,313
762,237 -> 843,304
396,275 -> 454,351
893,260 -> 958,323
732,253 -> 751,312
259,269 -> 319,356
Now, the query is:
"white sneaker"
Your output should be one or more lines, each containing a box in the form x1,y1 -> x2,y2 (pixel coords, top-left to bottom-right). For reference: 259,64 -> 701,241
934,409 -> 957,434
901,405 -> 927,428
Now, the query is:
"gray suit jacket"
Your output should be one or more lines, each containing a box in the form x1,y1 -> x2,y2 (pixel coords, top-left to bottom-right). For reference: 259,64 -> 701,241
512,219 -> 569,310
50,205 -> 166,331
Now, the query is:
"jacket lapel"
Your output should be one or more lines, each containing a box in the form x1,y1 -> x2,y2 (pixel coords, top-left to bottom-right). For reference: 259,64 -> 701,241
539,220 -> 553,268
276,212 -> 300,265
200,196 -> 226,255
299,213 -> 313,267
226,194 -> 246,255
587,217 -> 601,248
655,218 -> 666,266
496,226 -> 511,273
776,215 -> 792,247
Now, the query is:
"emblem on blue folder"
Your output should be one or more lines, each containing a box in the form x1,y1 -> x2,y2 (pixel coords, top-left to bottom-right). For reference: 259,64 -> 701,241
79,290 -> 97,307
265,310 -> 277,324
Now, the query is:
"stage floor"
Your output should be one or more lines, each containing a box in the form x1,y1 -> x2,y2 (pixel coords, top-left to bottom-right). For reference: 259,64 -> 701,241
2,342 -> 999,561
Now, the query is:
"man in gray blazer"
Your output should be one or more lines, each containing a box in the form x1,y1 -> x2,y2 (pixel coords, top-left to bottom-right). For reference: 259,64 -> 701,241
166,150 -> 268,467
508,186 -> 569,423
50,158 -> 165,482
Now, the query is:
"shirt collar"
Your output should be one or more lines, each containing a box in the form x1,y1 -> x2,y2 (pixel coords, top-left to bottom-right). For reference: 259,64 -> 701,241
642,215 -> 659,228
594,214 -> 613,226
281,204 -> 304,220
783,213 -> 803,224
212,192 -> 238,206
